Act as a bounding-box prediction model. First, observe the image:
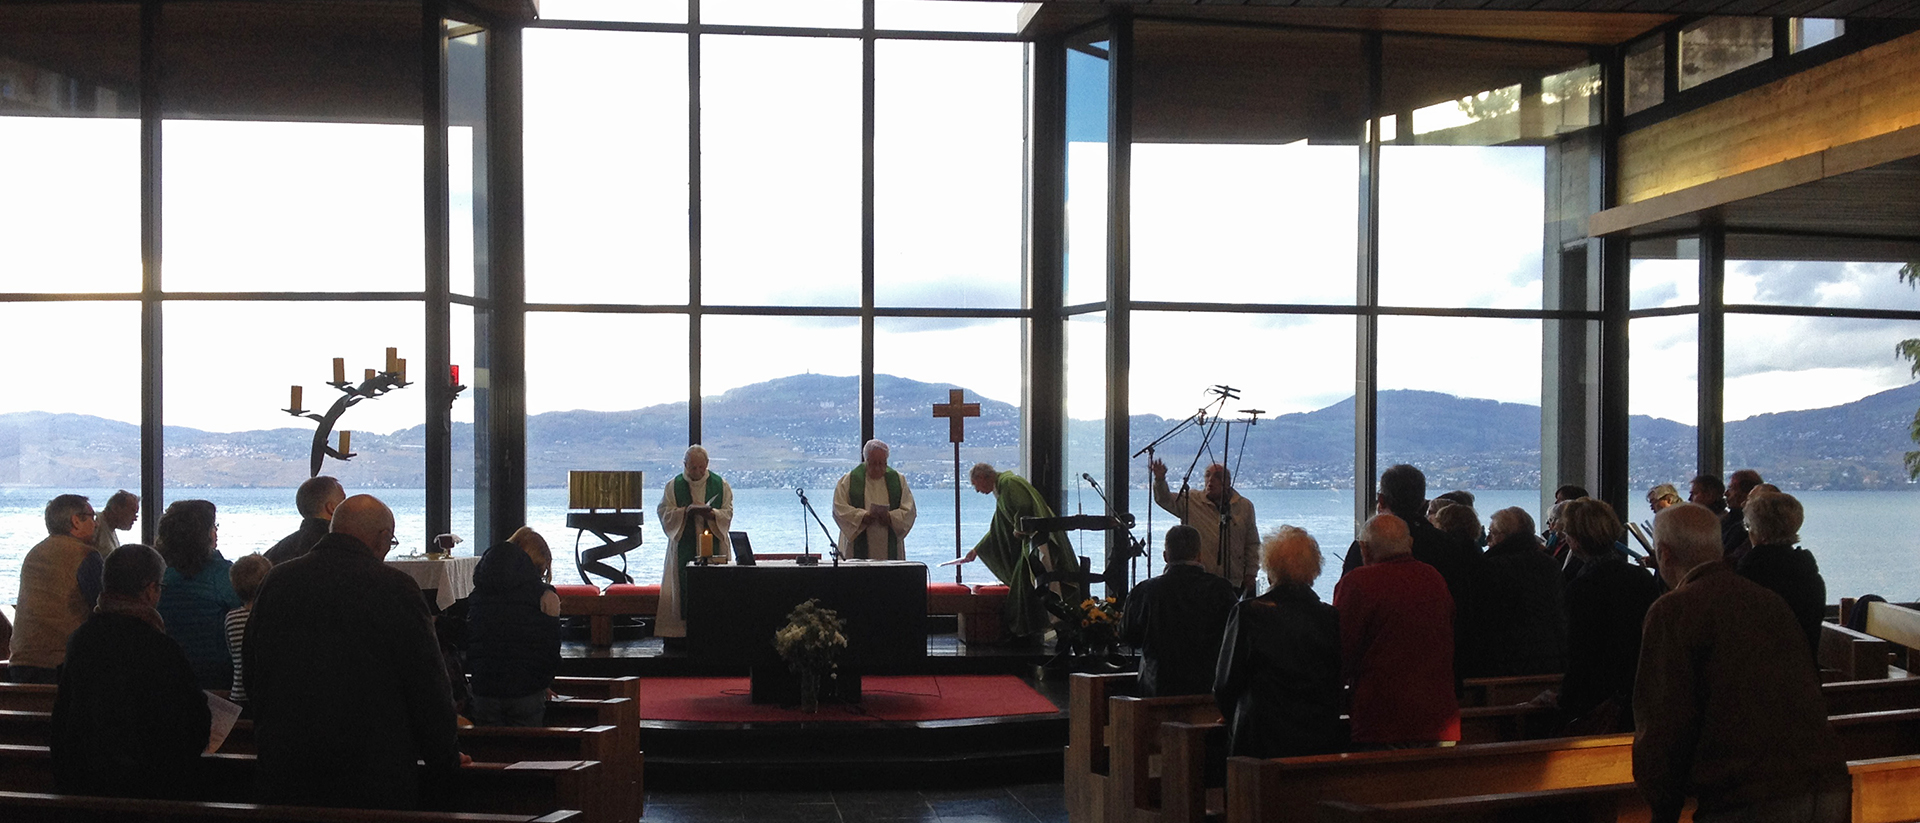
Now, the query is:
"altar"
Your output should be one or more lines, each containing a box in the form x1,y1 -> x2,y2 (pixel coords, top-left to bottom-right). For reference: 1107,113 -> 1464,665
684,559 -> 929,703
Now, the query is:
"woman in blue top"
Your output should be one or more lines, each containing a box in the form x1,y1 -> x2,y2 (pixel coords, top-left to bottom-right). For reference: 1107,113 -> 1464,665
154,499 -> 244,691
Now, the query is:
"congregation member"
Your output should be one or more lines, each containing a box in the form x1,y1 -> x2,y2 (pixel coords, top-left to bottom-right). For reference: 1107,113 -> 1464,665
1119,525 -> 1236,696
1460,507 -> 1565,678
1689,473 -> 1727,515
467,527 -> 562,726
154,499 -> 244,691
1736,490 -> 1826,664
1214,526 -> 1344,758
1557,497 -> 1663,734
1645,483 -> 1683,513
1635,503 -> 1847,823
1343,466 -> 1479,644
245,494 -> 465,810
956,462 -> 1079,637
91,489 -> 139,555
51,544 -> 211,801
1430,502 -> 1483,551
264,475 -> 345,565
1149,458 -> 1258,590
655,445 -> 735,640
225,552 -> 271,706
9,494 -> 104,683
1554,485 -> 1590,504
1334,514 -> 1460,748
1721,469 -> 1763,560
833,439 -> 917,559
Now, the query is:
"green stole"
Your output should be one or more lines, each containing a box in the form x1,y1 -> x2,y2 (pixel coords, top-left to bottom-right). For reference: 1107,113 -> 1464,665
846,464 -> 904,560
671,473 -> 724,585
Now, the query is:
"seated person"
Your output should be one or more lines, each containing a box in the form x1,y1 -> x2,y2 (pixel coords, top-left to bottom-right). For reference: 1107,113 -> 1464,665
1214,526 -> 1345,758
225,553 -> 272,706
52,544 -> 212,800
467,528 -> 563,726
155,500 -> 245,691
1119,525 -> 1237,696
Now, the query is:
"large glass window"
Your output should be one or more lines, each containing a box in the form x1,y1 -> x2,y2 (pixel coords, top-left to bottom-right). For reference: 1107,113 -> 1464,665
1377,316 -> 1543,487
1064,36 -> 1110,307
1724,240 -> 1919,312
1632,237 -> 1701,309
1628,314 -> 1698,490
1679,17 -> 1773,91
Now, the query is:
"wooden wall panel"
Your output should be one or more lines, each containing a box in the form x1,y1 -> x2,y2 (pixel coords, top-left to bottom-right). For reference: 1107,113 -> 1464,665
1617,31 -> 1920,204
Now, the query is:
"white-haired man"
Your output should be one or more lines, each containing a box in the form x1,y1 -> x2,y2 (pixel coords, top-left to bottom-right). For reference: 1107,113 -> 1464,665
833,439 -> 916,560
1634,502 -> 1846,823
1332,513 -> 1459,748
956,462 -> 1078,637
1148,459 -> 1258,590
655,444 -> 735,639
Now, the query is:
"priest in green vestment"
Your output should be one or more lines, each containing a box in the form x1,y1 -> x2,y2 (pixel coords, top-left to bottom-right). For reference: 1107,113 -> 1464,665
957,463 -> 1081,637
654,445 -> 734,639
832,439 -> 917,560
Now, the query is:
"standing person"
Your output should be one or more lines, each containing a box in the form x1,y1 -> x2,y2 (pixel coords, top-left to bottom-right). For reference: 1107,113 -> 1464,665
1558,497 -> 1664,734
956,462 -> 1079,638
1689,474 -> 1727,516
244,494 -> 465,810
467,528 -> 561,727
1333,514 -> 1460,748
1460,507 -> 1566,678
1119,525 -> 1236,696
655,445 -> 736,640
9,494 -> 104,683
1148,459 -> 1258,590
1635,503 -> 1847,823
833,439 -> 917,560
1736,491 -> 1826,665
154,499 -> 244,691
1721,469 -> 1763,561
225,553 -> 271,706
51,544 -> 211,801
1214,526 -> 1345,758
92,490 -> 139,556
264,475 -> 345,565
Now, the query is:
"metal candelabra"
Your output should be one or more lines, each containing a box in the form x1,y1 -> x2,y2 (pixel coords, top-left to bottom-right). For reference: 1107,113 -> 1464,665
284,362 -> 418,478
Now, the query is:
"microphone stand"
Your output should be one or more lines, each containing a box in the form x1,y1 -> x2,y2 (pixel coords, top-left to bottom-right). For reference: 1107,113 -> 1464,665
795,488 -> 841,567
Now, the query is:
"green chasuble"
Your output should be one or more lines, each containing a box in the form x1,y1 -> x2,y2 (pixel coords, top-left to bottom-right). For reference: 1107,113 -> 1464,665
972,471 -> 1079,637
846,464 -> 905,560
671,472 -> 725,596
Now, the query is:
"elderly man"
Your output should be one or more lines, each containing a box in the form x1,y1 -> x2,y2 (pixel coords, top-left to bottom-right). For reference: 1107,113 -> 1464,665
1721,469 -> 1763,559
1461,507 -> 1565,678
9,495 -> 104,683
1341,465 -> 1477,618
245,494 -> 464,810
1645,484 -> 1682,513
1149,458 -> 1258,590
52,544 -> 210,800
264,475 -> 345,565
1635,503 -> 1847,823
957,462 -> 1078,637
1737,491 -> 1826,664
92,490 -> 139,555
1333,514 -> 1460,748
833,439 -> 917,560
1120,525 -> 1236,696
1689,474 -> 1727,515
655,444 -> 735,639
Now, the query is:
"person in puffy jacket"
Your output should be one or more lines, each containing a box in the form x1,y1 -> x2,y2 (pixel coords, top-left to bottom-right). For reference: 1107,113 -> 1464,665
466,527 -> 561,726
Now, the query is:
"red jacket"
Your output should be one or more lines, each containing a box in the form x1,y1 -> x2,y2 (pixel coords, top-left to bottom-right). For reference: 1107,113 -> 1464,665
1333,555 -> 1460,744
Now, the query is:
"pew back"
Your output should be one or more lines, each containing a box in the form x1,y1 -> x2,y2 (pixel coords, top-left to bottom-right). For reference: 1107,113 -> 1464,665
1067,673 -> 1138,823
0,789 -> 586,823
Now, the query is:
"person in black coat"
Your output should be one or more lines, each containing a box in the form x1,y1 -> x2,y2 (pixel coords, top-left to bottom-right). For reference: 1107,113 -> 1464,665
244,495 -> 465,810
1459,507 -> 1566,678
1120,525 -> 1238,697
52,544 -> 212,800
1213,525 -> 1345,758
1557,498 -> 1664,734
263,476 -> 344,565
1342,466 -> 1482,609
1736,491 -> 1826,665
467,527 -> 562,726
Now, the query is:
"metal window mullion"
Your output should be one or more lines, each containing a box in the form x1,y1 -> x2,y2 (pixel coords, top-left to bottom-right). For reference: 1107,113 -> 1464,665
1354,32 -> 1382,532
1698,225 -> 1726,480
689,0 -> 703,445
424,2 -> 454,549
860,0 -> 877,447
1104,11 -> 1133,571
140,0 -> 164,544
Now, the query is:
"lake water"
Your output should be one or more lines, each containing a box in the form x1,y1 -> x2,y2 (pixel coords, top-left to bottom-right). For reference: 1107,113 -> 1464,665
2,487 -> 1915,606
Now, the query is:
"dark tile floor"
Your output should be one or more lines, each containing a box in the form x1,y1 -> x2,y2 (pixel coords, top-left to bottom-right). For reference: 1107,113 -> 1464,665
643,783 -> 1069,823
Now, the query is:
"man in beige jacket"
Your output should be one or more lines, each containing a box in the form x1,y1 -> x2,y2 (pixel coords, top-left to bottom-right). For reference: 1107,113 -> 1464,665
9,494 -> 104,683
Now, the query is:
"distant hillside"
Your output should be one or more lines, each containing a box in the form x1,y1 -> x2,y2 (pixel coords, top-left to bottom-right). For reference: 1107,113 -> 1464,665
4,377 -> 1918,491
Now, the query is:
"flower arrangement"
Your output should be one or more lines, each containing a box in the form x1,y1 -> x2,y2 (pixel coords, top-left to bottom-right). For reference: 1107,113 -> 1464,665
773,598 -> 847,710
1061,595 -> 1122,654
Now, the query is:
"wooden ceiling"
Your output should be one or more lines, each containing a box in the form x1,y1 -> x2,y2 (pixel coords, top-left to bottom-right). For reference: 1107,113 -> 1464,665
1022,0 -> 1917,37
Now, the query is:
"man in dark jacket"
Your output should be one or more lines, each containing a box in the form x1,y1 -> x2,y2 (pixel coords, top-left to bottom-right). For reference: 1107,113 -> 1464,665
1120,525 -> 1238,696
1720,469 -> 1762,560
1214,526 -> 1344,758
52,544 -> 211,800
263,475 -> 344,565
1460,507 -> 1566,678
467,527 -> 562,726
1735,491 -> 1826,665
245,494 -> 465,810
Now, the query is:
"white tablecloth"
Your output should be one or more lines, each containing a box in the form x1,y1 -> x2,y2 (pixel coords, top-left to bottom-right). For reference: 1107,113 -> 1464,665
386,556 -> 481,610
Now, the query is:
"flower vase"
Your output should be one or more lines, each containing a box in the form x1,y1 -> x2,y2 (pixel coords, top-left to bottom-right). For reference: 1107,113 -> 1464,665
799,669 -> 821,713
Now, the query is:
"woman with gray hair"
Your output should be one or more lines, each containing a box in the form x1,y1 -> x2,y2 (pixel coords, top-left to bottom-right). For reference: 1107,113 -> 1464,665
1460,507 -> 1565,678
1212,525 -> 1345,757
1737,491 -> 1826,663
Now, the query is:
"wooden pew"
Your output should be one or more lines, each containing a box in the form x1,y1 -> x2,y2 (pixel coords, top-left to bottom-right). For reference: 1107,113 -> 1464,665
0,789 -> 585,823
1106,694 -> 1225,823
1823,677 -> 1920,716
1456,675 -> 1560,709
1821,623 -> 1897,680
1067,673 -> 1140,823
0,684 -> 55,714
1862,601 -> 1920,673
550,676 -> 640,702
0,744 -> 608,823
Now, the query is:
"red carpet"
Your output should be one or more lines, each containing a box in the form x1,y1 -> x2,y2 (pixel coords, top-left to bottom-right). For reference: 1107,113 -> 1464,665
637,675 -> 1061,722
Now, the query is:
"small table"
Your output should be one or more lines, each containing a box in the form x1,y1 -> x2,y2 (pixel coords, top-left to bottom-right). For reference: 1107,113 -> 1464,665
386,555 -> 481,611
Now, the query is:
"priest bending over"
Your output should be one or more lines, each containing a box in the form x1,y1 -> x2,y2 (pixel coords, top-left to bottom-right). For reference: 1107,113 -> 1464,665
834,439 -> 917,560
655,445 -> 735,640
957,463 -> 1080,637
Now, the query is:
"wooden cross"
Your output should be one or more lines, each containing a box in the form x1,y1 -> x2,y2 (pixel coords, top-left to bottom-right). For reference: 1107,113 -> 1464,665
931,389 -> 981,443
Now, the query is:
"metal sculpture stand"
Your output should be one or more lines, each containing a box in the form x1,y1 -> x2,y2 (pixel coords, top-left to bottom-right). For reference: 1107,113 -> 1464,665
567,511 -> 643,586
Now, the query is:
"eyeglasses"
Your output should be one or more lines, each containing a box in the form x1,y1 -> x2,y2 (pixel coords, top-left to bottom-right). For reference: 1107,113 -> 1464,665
389,538 -> 401,549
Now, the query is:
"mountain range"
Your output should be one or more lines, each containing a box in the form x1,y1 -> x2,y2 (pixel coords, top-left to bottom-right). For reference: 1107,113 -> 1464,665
3,374 -> 1917,492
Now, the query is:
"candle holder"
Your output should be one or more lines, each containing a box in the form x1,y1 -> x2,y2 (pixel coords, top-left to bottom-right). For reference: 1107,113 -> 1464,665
285,367 -> 412,477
